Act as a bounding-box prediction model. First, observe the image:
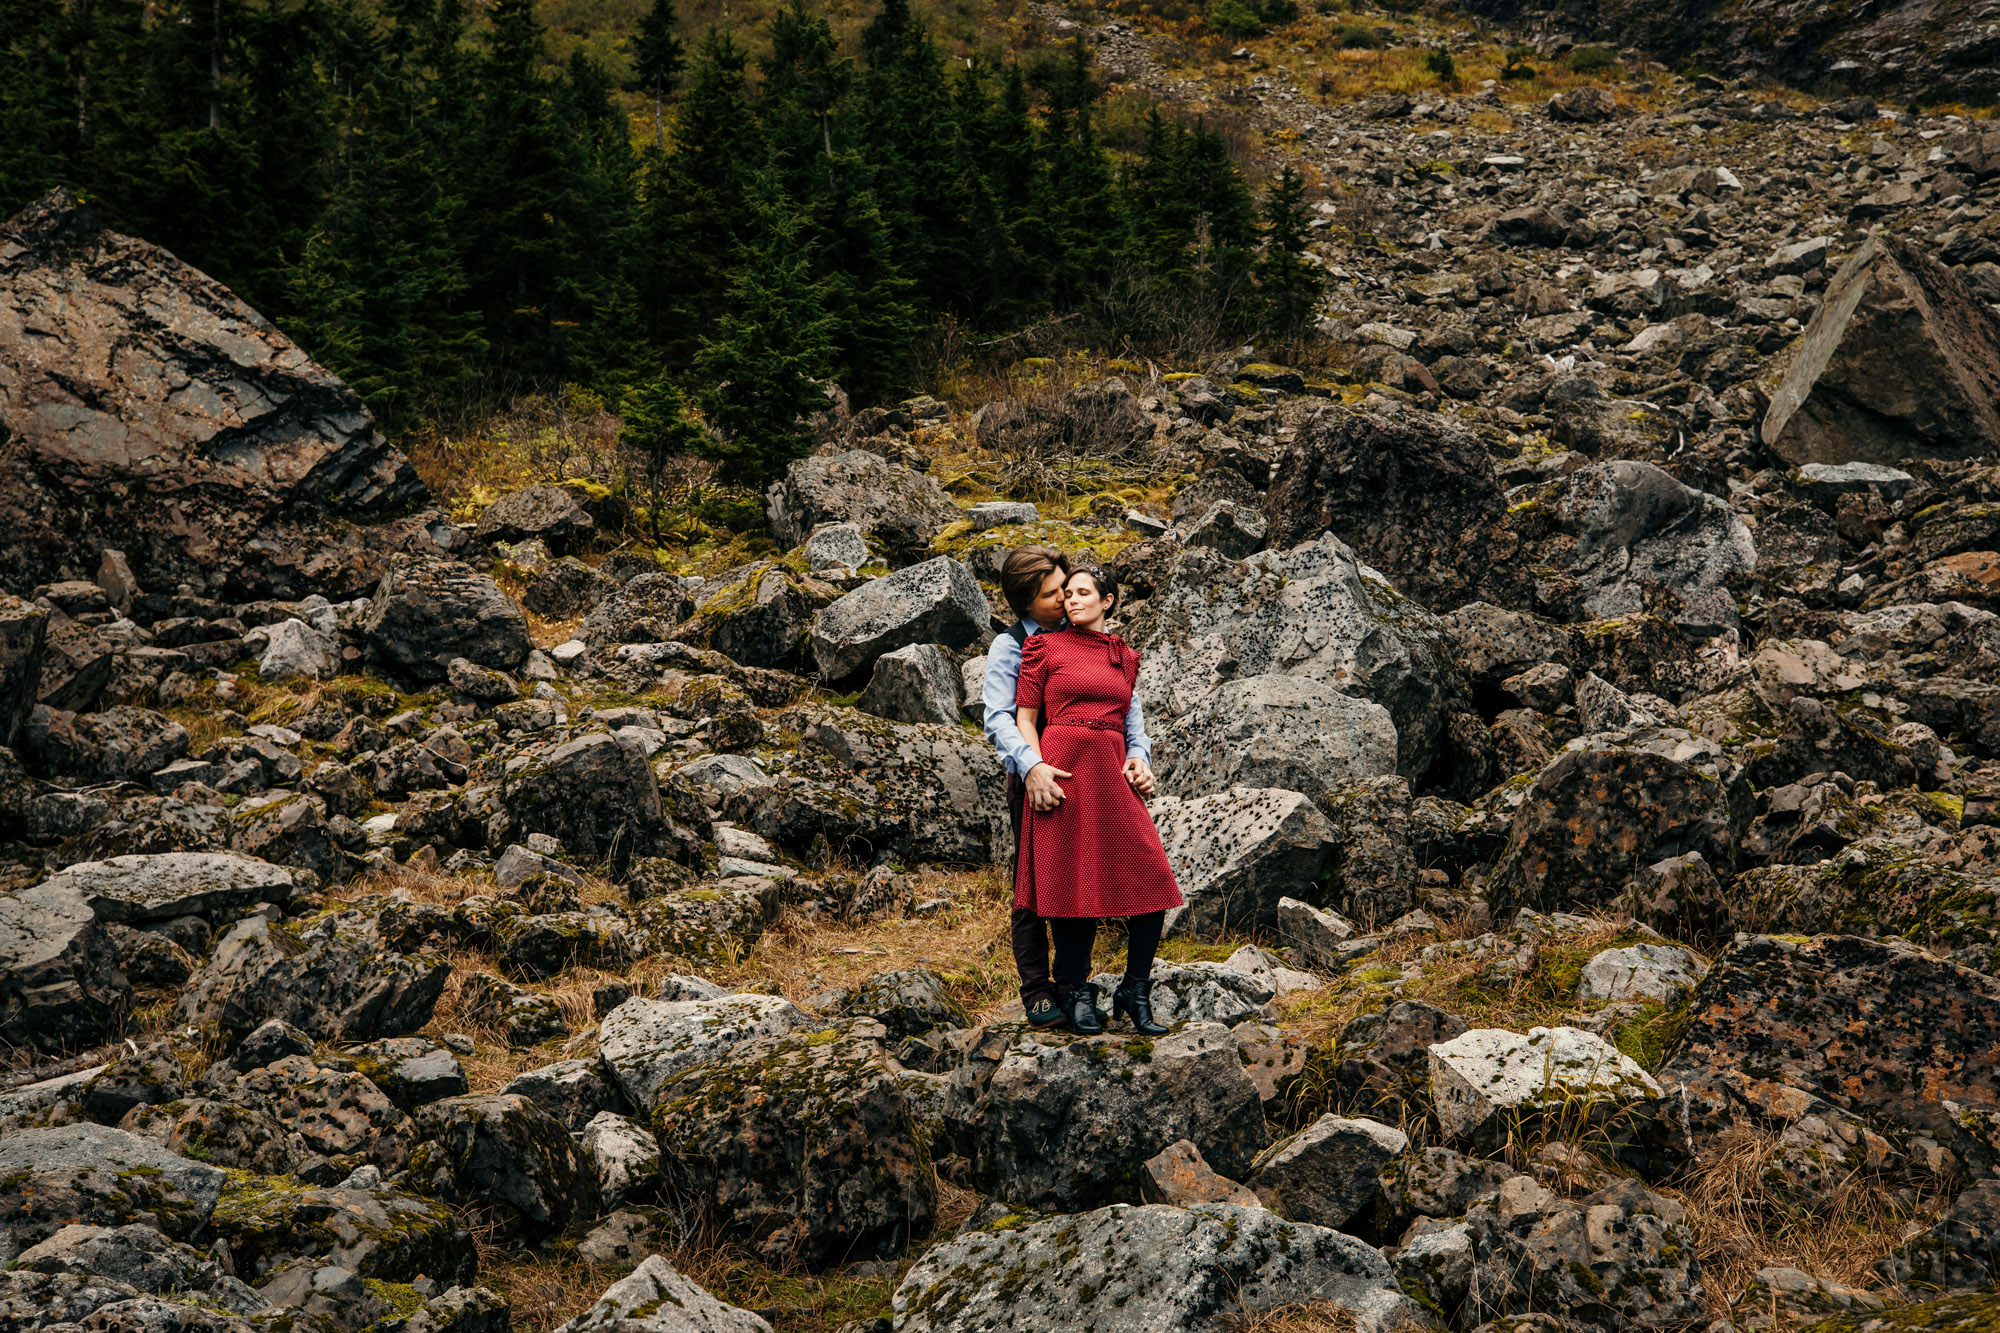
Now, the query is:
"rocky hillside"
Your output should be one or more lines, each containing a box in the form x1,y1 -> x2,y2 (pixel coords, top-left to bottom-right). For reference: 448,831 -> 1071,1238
1452,0 -> 2000,107
3,8 -> 2000,1333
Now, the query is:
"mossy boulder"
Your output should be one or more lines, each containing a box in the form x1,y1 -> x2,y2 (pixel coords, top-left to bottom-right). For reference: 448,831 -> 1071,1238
1735,840 -> 2000,945
406,1094 -> 600,1236
174,915 -> 449,1045
501,731 -> 665,861
0,1124 -> 227,1258
668,560 -> 838,671
208,1170 -> 474,1285
651,1025 -> 934,1268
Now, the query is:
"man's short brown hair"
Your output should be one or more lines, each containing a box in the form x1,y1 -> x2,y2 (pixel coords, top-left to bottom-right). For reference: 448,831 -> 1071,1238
1001,545 -> 1070,618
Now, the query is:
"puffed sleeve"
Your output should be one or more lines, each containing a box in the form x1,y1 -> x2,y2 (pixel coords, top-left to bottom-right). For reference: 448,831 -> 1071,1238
1015,632 -> 1050,711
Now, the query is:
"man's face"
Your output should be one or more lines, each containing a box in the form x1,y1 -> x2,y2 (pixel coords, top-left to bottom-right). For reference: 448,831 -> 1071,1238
1026,568 -> 1067,625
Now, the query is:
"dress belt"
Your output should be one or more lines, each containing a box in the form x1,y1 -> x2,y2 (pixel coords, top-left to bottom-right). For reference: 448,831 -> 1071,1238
1046,718 -> 1122,731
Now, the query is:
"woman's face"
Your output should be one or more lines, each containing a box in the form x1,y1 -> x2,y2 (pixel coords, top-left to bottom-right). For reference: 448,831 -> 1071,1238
1064,573 -> 1112,626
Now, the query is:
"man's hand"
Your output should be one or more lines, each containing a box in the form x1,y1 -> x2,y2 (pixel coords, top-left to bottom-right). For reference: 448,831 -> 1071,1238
1123,756 -> 1156,797
1025,761 -> 1070,812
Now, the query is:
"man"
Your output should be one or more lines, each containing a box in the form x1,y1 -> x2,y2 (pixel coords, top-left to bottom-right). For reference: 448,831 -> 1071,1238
983,544 -> 1154,1028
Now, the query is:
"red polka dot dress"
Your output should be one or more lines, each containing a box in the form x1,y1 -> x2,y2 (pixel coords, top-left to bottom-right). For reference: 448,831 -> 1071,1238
1013,627 -> 1184,919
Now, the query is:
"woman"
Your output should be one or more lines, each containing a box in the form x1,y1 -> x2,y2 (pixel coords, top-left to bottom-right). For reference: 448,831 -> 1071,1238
1014,565 -> 1183,1035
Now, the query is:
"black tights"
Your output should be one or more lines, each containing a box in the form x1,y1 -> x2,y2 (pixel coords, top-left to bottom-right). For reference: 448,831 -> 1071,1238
1049,911 -> 1166,989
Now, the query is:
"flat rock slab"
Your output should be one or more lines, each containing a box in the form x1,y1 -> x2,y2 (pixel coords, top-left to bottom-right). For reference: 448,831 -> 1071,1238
40,852 -> 295,924
556,1254 -> 770,1333
597,994 -> 808,1113
1430,1025 -> 1660,1146
0,1124 -> 227,1258
894,1202 -> 1422,1333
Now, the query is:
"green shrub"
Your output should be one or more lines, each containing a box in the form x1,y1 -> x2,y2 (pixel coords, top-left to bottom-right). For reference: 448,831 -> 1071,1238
1569,45 -> 1620,75
692,486 -> 764,531
1206,0 -> 1265,36
1335,22 -> 1379,48
1262,0 -> 1300,22
1424,47 -> 1457,83
1502,44 -> 1536,80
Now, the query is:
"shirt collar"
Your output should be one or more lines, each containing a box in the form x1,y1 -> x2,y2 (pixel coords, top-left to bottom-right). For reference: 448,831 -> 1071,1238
1021,615 -> 1067,635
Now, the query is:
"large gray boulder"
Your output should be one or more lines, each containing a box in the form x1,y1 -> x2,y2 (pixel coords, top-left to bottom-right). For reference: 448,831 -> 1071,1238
597,994 -> 810,1113
1429,1026 -> 1660,1149
1249,1114 -> 1408,1229
1393,1175 -> 1704,1330
406,1094 -> 600,1236
766,449 -> 961,551
895,1202 -> 1423,1333
0,1124 -> 227,1260
578,572 -> 695,647
1763,231 -> 2000,466
557,1255 -> 771,1333
0,594 -> 48,748
727,705 -> 1010,865
473,485 -> 594,550
858,642 -> 962,726
670,560 -> 832,670
38,852 -> 294,925
0,881 -> 133,1055
1124,532 -> 1464,780
362,555 -> 530,680
810,556 -> 990,683
501,731 -> 666,860
1152,787 -> 1336,938
650,1027 -> 934,1267
175,915 -> 449,1045
1153,674 -> 1399,803
1538,460 -> 1758,634
0,189 -> 431,601
946,1024 -> 1268,1212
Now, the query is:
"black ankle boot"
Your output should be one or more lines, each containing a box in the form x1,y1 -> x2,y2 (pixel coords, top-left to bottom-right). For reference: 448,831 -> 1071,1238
1064,982 -> 1105,1035
1113,977 -> 1168,1035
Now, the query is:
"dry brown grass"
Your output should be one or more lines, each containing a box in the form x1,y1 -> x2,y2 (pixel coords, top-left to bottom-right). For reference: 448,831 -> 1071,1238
1677,1124 -> 1945,1322
1226,1300 -> 1361,1333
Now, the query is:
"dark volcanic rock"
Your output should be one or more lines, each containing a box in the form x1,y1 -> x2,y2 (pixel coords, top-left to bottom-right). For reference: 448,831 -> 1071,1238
1764,232 -> 2000,467
0,189 -> 432,600
1263,405 -> 1532,609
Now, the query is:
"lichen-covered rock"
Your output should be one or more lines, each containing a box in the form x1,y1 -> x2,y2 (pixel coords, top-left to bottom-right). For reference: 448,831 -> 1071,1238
407,1094 -> 600,1235
1487,745 -> 1747,928
361,556 -> 530,681
473,485 -> 593,549
894,1202 -> 1422,1333
23,705 -> 190,784
578,572 -> 696,647
1734,842 -> 2000,946
0,879 -> 134,1055
945,1023 -> 1269,1212
580,1112 -> 660,1210
1153,674 -> 1399,802
728,705 -> 1009,865
1377,1146 -> 1514,1230
1734,1266 -> 1887,1329
1875,1178 -> 2000,1293
119,1098 -> 300,1175
1661,935 -> 2000,1193
523,556 -> 619,620
1248,1114 -> 1407,1229
1333,1000 -> 1470,1123
809,555 -> 990,683
1533,460 -> 1757,634
857,642 -> 962,726
1393,1176 -> 1703,1330
1152,787 -> 1337,939
502,731 -> 664,861
460,972 -> 568,1049
1798,1294 -> 2000,1333
670,560 -> 835,671
39,851 -> 294,925
338,1036 -> 468,1113
494,909 -> 634,980
556,1254 -> 772,1333
13,1222 -> 217,1296
498,1058 -> 628,1131
1264,405 -> 1532,609
1140,1139 -> 1261,1206
1576,942 -> 1707,1005
1430,1026 -> 1661,1149
1082,961 -> 1274,1028
833,968 -> 969,1039
651,1025 -> 933,1267
217,1054 -> 417,1173
597,993 -> 810,1113
0,1124 -> 226,1261
0,595 -> 49,749
766,448 -> 960,551
174,915 -> 449,1045
1124,532 -> 1465,781
207,1174 -> 474,1285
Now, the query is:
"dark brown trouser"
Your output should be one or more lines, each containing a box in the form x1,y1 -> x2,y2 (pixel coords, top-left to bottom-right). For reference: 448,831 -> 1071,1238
1007,772 -> 1054,1006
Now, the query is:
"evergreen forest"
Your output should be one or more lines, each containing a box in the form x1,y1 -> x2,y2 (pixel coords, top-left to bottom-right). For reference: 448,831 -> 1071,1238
0,0 -> 1321,484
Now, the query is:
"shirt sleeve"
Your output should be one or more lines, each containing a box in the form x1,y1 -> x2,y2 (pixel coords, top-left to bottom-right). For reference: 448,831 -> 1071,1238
1015,632 -> 1049,712
1122,645 -> 1152,762
982,632 -> 1037,780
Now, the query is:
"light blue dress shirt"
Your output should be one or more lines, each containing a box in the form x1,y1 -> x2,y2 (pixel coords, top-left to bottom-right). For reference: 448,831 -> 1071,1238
982,617 -> 1152,780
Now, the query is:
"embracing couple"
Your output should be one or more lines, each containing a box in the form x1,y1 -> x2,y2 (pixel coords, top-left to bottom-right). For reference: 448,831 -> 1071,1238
981,544 -> 1184,1036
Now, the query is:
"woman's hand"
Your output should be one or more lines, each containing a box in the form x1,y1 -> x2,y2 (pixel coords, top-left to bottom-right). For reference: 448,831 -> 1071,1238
1122,756 -> 1156,797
